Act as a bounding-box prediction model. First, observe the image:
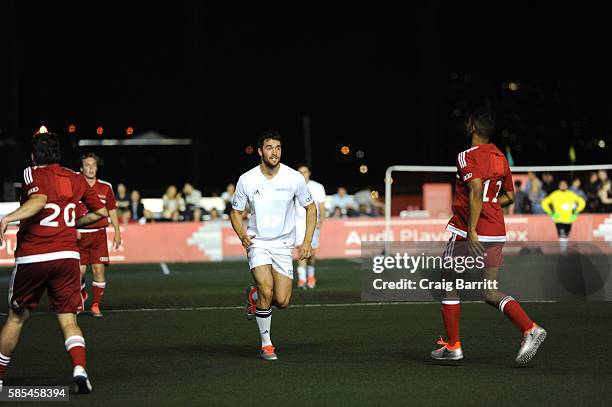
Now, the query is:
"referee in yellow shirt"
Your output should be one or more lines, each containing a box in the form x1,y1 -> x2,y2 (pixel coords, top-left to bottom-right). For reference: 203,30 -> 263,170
541,180 -> 586,250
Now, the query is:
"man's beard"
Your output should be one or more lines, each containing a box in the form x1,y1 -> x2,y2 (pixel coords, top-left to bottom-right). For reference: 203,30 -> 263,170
262,156 -> 279,169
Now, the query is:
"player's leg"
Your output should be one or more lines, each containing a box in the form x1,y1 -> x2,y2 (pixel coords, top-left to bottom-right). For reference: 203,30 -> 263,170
80,265 -> 89,304
1,262 -> 50,387
251,264 -> 277,360
90,264 -> 106,317
49,259 -> 92,393
432,234 -> 463,360
296,256 -> 307,289
306,229 -> 320,288
294,223 -> 307,288
556,223 -> 570,253
89,229 -> 110,317
0,308 -> 30,388
480,261 -> 546,365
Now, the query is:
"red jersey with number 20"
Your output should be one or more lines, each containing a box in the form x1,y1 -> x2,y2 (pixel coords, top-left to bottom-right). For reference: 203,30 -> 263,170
15,164 -> 105,263
447,143 -> 513,241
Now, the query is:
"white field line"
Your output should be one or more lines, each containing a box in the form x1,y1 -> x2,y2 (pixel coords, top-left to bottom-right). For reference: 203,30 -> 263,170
0,300 -> 556,316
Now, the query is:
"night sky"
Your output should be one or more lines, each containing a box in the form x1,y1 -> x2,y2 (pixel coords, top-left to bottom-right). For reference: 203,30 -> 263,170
1,2 -> 610,197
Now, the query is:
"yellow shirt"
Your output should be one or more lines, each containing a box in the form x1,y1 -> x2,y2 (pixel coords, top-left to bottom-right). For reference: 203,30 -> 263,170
541,190 -> 586,224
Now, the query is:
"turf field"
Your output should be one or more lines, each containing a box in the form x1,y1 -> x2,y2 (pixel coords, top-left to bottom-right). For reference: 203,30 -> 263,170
0,259 -> 611,406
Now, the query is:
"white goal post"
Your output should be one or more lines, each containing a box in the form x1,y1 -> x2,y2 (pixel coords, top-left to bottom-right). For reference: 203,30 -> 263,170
384,164 -> 612,239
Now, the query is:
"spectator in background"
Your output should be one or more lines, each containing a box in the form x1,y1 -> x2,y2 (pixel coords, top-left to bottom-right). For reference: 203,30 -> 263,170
120,209 -> 132,225
585,171 -> 601,213
598,170 -> 612,212
569,177 -> 587,201
182,182 -> 204,222
221,183 -> 235,216
357,204 -> 372,217
330,187 -> 358,217
329,206 -> 345,218
541,172 -> 555,195
525,172 -> 545,214
513,180 -> 531,214
129,190 -> 149,223
208,207 -> 222,221
354,185 -> 385,217
116,183 -> 130,218
162,185 -> 185,222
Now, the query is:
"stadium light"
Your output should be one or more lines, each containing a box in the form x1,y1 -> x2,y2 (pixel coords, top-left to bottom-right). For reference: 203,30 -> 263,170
126,126 -> 134,136
96,126 -> 104,136
38,125 -> 48,134
597,139 -> 606,148
508,81 -> 520,91
68,124 -> 76,133
359,165 -> 368,174
340,145 -> 350,155
371,190 -> 379,199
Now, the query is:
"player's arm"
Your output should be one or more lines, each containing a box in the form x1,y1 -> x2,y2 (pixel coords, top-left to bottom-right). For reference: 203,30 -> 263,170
230,209 -> 253,249
109,209 -> 122,249
498,190 -> 515,208
574,192 -> 586,214
317,201 -> 326,227
0,194 -> 47,241
299,202 -> 317,260
229,177 -> 253,249
76,207 -> 109,228
466,178 -> 485,255
541,193 -> 553,215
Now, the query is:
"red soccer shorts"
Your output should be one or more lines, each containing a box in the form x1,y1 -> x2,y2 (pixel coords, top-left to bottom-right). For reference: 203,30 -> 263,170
9,258 -> 83,313
445,233 -> 504,268
78,229 -> 110,265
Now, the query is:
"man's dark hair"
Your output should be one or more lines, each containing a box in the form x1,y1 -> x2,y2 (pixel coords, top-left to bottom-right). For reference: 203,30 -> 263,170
469,107 -> 496,138
80,152 -> 103,167
31,132 -> 61,165
514,180 -> 522,188
258,130 -> 282,149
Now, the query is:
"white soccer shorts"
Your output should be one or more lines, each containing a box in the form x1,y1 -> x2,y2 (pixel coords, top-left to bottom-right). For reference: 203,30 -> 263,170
247,246 -> 294,279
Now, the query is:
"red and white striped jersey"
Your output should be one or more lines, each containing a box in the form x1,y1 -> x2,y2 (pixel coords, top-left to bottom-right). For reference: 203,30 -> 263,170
15,164 -> 105,264
447,143 -> 514,241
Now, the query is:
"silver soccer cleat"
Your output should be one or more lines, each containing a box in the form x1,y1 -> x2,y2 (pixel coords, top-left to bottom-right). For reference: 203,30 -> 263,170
257,346 -> 278,361
516,325 -> 547,365
430,338 -> 463,361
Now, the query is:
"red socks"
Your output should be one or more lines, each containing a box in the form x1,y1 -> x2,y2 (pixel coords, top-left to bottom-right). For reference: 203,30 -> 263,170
441,300 -> 461,347
499,296 -> 534,333
65,336 -> 86,368
92,281 -> 106,305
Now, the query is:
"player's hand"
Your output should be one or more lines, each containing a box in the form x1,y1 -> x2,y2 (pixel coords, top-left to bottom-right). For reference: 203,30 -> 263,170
552,213 -> 561,222
0,217 -> 8,243
113,234 -> 122,250
76,230 -> 82,240
570,213 -> 578,223
298,242 -> 312,260
466,230 -> 484,257
241,235 -> 255,249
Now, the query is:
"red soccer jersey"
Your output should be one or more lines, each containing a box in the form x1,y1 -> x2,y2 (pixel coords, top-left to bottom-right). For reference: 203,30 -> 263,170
76,178 -> 117,230
15,164 -> 105,263
446,143 -> 513,241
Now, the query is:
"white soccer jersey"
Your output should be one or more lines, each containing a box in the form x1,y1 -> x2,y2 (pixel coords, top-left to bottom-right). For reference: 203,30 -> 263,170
295,180 -> 326,224
232,163 -> 313,249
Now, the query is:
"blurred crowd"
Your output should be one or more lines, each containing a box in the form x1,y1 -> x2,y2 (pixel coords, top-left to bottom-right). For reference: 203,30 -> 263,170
112,170 -> 611,224
513,170 -> 612,214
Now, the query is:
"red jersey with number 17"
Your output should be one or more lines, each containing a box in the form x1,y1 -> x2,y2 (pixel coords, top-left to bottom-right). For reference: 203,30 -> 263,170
15,164 -> 105,264
446,143 -> 513,241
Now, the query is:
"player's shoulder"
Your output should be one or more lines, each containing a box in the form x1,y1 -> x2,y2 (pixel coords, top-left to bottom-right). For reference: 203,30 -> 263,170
309,179 -> 324,189
97,179 -> 114,190
239,165 -> 261,182
456,146 -> 480,168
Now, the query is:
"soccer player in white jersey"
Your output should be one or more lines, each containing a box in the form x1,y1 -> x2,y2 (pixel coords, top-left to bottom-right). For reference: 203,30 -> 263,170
230,131 -> 317,361
294,164 -> 326,289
